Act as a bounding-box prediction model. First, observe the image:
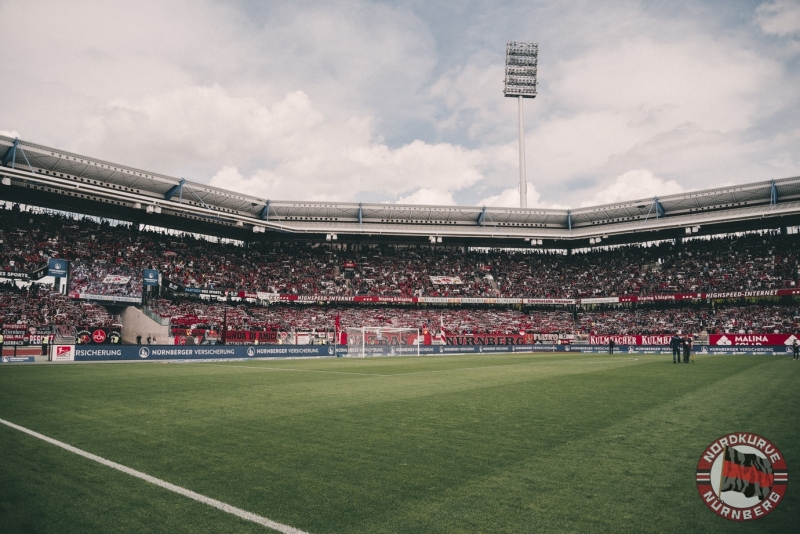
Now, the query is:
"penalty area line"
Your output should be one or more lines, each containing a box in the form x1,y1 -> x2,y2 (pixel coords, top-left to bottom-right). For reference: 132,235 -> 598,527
0,417 -> 310,534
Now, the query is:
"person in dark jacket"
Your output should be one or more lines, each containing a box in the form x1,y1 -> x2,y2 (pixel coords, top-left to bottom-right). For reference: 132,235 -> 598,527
683,335 -> 691,363
793,339 -> 799,361
608,338 -> 615,355
670,334 -> 682,364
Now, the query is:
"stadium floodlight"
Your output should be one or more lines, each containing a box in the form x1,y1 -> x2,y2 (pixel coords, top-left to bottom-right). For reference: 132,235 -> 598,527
504,41 -> 538,209
331,233 -> 338,240
1,177 -> 10,186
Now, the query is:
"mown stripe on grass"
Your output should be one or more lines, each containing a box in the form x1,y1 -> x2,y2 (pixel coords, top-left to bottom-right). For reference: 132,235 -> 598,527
222,356 -> 644,377
0,417 -> 310,534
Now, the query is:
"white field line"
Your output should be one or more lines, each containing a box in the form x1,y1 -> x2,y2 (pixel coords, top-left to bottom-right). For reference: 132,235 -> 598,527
0,417 -> 309,534
223,357 -> 643,377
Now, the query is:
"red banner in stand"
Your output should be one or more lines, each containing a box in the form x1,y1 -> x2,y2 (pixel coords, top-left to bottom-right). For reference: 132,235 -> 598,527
445,334 -> 529,346
589,335 -> 675,346
169,327 -> 278,344
709,333 -> 799,346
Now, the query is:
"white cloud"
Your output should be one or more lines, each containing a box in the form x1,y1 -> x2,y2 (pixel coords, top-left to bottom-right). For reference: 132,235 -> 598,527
396,189 -> 457,206
477,182 -> 544,208
757,1 -> 800,36
580,170 -> 686,207
520,28 -> 795,206
429,57 -> 511,141
171,88 -> 491,202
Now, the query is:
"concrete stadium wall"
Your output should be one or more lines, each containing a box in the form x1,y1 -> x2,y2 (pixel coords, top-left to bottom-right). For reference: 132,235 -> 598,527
120,306 -> 170,345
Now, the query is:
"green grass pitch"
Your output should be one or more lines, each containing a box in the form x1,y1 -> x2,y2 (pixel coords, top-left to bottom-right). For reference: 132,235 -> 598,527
1,353 -> 798,533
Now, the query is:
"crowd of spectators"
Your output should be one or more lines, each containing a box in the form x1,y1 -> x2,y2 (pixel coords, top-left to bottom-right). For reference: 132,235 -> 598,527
0,282 -> 120,327
146,298 -> 800,336
1,206 -> 799,337
148,298 -> 577,335
576,305 -> 799,335
1,207 -> 798,300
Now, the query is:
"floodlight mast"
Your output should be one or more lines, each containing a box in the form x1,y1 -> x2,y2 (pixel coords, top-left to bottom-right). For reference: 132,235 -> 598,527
504,41 -> 538,209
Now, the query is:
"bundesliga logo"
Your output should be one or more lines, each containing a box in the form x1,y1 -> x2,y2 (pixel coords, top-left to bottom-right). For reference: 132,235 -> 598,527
696,433 -> 788,521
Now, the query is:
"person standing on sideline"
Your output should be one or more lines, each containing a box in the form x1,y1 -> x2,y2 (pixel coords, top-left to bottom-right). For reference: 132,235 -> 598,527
683,335 -> 691,363
42,334 -> 49,356
688,335 -> 695,362
793,339 -> 799,361
608,338 -> 615,355
670,333 -> 681,364
0,331 -> 5,355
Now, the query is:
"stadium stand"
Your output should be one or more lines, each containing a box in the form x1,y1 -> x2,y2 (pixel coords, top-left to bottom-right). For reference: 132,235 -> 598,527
1,206 -> 799,344
147,298 -> 799,337
2,209 -> 798,299
0,284 -> 120,328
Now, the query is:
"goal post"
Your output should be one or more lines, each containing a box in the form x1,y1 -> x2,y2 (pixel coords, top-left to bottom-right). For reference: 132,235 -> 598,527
344,327 -> 421,358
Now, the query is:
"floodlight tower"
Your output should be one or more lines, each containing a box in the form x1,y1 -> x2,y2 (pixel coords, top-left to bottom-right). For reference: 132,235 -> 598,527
504,42 -> 538,209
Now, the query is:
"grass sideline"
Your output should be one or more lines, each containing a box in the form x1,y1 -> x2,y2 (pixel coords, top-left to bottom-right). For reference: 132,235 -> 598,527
1,353 -> 797,533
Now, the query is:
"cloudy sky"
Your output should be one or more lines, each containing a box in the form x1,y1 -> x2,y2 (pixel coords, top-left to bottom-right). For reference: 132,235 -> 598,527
1,0 -> 799,209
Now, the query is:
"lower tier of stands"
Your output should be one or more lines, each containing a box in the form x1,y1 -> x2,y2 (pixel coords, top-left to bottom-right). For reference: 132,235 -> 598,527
147,298 -> 800,337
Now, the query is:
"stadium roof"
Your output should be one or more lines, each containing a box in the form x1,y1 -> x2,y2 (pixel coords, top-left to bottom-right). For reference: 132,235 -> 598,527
2,134 -> 800,248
